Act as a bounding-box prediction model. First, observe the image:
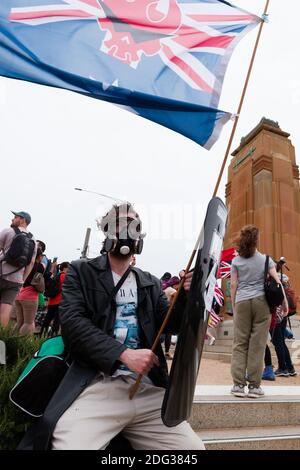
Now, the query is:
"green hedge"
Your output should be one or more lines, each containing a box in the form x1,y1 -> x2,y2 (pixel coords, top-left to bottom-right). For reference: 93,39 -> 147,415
0,326 -> 44,450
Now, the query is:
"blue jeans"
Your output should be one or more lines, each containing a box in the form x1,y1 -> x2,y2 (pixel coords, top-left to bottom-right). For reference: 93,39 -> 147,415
271,317 -> 293,370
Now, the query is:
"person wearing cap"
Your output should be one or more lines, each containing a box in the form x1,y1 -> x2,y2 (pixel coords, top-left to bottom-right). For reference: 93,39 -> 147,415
0,211 -> 37,326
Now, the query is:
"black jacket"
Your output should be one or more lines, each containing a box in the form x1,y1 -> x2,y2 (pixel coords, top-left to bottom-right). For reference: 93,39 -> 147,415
19,254 -> 186,450
60,254 -> 186,386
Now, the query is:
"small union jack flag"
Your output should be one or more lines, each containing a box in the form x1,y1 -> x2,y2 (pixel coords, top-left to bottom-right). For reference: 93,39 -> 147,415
214,285 -> 224,306
217,247 -> 238,279
218,260 -> 232,279
208,308 -> 222,328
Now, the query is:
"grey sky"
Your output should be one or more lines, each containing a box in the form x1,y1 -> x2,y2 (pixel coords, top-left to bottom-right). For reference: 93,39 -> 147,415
0,0 -> 299,278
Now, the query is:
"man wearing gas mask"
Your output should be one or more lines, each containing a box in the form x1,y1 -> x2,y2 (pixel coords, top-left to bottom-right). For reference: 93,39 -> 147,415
45,203 -> 204,450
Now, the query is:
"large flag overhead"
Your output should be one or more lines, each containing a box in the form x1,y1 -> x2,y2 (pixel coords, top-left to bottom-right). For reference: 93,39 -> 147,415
0,1 -> 261,148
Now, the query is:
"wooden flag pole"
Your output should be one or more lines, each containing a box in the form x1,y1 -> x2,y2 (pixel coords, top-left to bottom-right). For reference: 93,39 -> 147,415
213,0 -> 270,197
129,0 -> 270,400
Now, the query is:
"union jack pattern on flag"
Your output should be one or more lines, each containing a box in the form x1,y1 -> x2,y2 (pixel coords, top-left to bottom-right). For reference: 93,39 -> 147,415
218,260 -> 232,279
214,284 -> 224,306
0,1 -> 261,147
217,247 -> 238,279
208,308 -> 222,328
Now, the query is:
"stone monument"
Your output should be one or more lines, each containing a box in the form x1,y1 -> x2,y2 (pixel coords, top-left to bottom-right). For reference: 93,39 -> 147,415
224,118 -> 300,312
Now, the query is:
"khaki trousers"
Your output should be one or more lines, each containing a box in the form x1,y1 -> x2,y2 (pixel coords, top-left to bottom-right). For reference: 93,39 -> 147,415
231,296 -> 271,387
52,375 -> 205,450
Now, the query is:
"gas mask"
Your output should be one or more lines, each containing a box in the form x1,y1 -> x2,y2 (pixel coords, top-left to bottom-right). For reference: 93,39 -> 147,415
102,215 -> 145,256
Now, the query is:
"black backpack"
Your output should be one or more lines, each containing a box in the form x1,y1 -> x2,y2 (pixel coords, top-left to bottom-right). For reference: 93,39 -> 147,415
3,228 -> 35,270
44,273 -> 61,298
264,255 -> 284,310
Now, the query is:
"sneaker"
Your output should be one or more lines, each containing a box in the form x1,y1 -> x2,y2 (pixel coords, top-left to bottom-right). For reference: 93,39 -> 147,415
287,367 -> 298,377
284,328 -> 294,340
262,365 -> 276,381
248,386 -> 265,398
231,384 -> 246,397
208,337 -> 216,346
275,368 -> 289,377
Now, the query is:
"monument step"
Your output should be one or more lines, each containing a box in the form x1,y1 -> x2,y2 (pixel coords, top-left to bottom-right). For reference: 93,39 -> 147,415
206,338 -> 298,347
191,394 -> 300,429
203,339 -> 298,356
202,350 -> 298,363
214,318 -> 300,341
204,344 -> 232,354
202,351 -> 232,362
198,425 -> 300,450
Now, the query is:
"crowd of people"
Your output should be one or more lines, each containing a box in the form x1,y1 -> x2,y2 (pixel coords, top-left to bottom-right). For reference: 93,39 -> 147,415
0,210 -> 69,335
0,209 -> 298,450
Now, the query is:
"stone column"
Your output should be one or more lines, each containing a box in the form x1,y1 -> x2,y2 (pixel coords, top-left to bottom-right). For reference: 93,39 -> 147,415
224,118 -> 300,312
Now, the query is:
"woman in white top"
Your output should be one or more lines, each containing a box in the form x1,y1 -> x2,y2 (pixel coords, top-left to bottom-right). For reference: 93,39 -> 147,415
230,225 -> 288,398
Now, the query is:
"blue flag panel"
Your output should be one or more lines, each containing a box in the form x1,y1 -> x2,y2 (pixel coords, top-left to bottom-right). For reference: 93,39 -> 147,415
0,1 -> 260,148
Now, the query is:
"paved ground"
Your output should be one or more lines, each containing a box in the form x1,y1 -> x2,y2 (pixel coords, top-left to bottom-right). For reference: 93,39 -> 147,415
196,357 -> 300,386
166,341 -> 300,387
165,318 -> 300,389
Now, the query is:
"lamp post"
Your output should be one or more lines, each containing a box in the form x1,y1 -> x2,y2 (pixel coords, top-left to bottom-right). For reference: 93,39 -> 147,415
74,187 -> 127,204
81,227 -> 91,259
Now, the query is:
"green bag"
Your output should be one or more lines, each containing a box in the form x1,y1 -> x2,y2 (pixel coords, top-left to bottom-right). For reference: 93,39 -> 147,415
38,292 -> 45,308
9,336 -> 69,417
